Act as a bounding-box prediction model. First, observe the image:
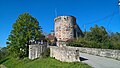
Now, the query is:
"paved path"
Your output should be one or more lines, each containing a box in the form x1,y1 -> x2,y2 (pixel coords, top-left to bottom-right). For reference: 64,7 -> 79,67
80,53 -> 120,68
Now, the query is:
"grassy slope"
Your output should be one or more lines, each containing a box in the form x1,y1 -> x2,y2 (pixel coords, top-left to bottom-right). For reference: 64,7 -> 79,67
2,57 -> 91,68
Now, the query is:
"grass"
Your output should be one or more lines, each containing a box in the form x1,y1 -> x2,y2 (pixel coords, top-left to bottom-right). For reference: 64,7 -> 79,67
1,57 -> 91,68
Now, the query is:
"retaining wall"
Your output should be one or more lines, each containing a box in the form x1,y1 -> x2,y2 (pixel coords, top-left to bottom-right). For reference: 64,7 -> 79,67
50,46 -> 120,61
67,46 -> 120,60
50,46 -> 80,62
29,44 -> 47,60
78,47 -> 120,60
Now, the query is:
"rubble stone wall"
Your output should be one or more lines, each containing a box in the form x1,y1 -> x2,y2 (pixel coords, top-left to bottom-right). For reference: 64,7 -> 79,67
29,44 -> 47,60
54,16 -> 83,47
79,47 -> 120,60
50,46 -> 80,62
67,46 -> 120,60
50,46 -> 120,61
54,16 -> 75,42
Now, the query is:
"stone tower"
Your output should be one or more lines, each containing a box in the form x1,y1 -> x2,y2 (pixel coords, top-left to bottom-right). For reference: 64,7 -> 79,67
54,16 -> 83,46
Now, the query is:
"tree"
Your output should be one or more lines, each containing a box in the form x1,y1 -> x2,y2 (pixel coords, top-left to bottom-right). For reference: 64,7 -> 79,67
82,25 -> 111,48
109,32 -> 120,49
7,13 -> 42,58
84,25 -> 108,43
0,47 -> 8,63
110,32 -> 120,42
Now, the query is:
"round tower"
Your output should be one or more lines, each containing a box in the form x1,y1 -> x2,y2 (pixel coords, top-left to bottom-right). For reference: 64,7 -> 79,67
54,16 -> 76,46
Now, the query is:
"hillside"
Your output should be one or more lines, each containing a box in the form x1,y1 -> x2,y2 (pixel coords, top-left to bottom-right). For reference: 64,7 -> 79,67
1,57 -> 91,68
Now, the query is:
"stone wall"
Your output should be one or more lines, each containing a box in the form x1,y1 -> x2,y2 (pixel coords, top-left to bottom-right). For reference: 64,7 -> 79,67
54,16 -> 75,42
79,47 -> 120,60
29,44 -> 47,60
54,16 -> 83,47
50,46 -> 80,62
67,46 -> 120,60
50,46 -> 120,61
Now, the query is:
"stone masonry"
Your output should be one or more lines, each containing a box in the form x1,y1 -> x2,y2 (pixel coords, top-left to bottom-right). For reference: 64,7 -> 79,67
50,46 -> 80,62
67,46 -> 120,60
78,47 -> 120,60
54,16 -> 83,46
49,16 -> 83,62
50,46 -> 120,62
29,44 -> 47,60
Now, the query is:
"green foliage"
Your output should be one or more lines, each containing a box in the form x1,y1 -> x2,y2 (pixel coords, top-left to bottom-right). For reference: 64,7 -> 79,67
67,25 -> 120,50
67,39 -> 86,47
84,25 -> 109,43
7,13 -> 42,58
2,57 -> 91,68
0,47 -> 9,63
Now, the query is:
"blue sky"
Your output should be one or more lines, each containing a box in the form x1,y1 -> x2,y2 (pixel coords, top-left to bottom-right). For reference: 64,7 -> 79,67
0,0 -> 120,47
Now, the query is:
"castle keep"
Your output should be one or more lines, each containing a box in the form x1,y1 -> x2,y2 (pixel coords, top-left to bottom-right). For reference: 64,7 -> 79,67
54,16 -> 83,46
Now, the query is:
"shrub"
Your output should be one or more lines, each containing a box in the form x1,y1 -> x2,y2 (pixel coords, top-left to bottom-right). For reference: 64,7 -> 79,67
67,39 -> 120,50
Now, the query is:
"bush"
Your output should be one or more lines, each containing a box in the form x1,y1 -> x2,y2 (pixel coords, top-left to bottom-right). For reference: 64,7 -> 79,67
67,38 -> 91,47
85,41 -> 99,48
67,38 -> 120,50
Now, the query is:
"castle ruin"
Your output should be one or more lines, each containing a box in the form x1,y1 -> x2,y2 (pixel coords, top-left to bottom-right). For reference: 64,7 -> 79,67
29,16 -> 82,61
54,16 -> 83,46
